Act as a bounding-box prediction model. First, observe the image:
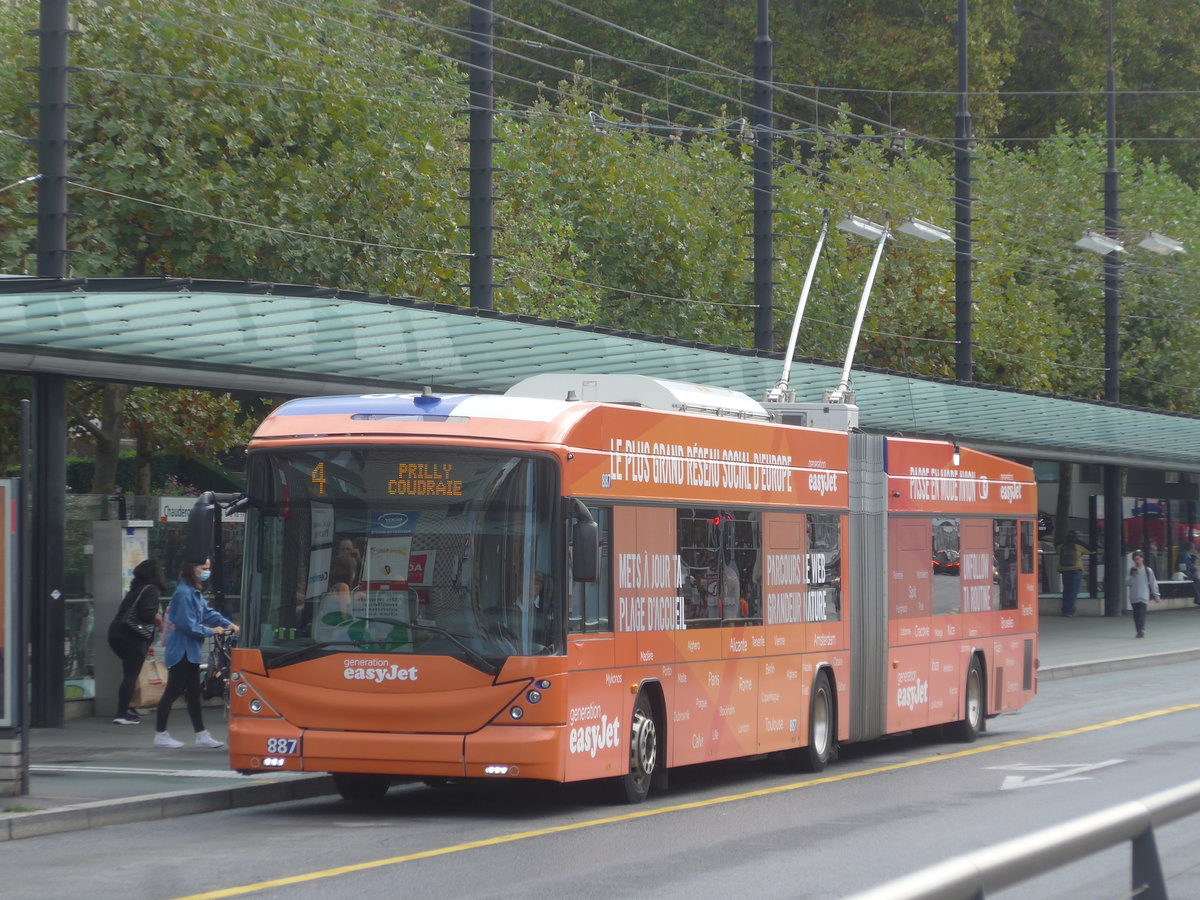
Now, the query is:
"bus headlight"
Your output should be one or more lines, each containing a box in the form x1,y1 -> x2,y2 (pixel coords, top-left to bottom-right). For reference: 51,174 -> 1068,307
249,699 -> 263,713
509,706 -> 524,720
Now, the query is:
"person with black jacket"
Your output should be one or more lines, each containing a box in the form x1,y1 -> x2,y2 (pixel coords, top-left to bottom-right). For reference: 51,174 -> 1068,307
107,558 -> 166,725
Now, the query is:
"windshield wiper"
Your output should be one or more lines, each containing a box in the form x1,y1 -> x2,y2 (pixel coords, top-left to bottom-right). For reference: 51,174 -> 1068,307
356,617 -> 500,676
268,640 -> 371,668
264,622 -> 500,676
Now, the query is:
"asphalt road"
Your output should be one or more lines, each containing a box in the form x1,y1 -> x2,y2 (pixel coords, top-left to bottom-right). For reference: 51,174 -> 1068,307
4,658 -> 1198,900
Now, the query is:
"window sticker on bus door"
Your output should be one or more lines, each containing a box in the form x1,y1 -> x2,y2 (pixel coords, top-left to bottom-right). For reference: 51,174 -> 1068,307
960,520 -> 997,616
615,551 -> 686,632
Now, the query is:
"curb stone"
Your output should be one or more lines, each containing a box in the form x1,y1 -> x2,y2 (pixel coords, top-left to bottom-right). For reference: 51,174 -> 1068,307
1037,647 -> 1200,682
0,774 -> 334,842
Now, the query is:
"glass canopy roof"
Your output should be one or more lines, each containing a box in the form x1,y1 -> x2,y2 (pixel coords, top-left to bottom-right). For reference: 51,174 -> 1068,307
1,276 -> 1196,470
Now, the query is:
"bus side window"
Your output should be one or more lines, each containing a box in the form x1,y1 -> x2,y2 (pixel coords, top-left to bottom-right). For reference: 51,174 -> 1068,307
996,518 -> 1019,610
807,513 -> 841,623
1019,520 -> 1035,575
932,518 -> 961,616
677,508 -> 763,627
570,506 -> 612,633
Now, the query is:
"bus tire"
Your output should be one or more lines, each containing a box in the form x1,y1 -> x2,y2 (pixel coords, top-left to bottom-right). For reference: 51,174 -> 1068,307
806,672 -> 835,772
613,692 -> 658,804
332,773 -> 391,802
780,670 -> 834,772
950,656 -> 984,743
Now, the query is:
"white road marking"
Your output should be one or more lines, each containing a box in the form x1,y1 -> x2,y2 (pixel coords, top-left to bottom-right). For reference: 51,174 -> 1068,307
986,759 -> 1125,790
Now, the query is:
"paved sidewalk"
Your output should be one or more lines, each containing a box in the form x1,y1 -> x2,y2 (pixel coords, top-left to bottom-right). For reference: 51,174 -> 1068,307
5,712 -> 333,842
1036,604 -> 1200,678
3,604 -> 1199,842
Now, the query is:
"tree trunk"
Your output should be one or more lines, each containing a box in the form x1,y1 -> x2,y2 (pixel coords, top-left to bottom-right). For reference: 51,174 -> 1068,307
133,430 -> 154,496
1054,461 -> 1074,546
89,383 -> 131,493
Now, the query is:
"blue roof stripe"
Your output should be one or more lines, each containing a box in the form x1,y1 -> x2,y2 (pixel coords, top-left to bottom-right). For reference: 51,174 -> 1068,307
274,393 -> 473,417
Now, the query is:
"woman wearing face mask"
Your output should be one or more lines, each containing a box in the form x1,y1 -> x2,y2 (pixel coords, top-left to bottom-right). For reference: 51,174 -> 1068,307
154,558 -> 240,748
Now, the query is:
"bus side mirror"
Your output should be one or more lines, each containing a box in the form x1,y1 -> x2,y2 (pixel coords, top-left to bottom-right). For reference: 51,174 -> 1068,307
186,493 -> 217,564
569,498 -> 599,583
573,519 -> 599,583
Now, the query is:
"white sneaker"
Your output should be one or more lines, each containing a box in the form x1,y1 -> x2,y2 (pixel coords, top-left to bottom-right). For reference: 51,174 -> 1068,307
154,731 -> 184,749
194,730 -> 224,749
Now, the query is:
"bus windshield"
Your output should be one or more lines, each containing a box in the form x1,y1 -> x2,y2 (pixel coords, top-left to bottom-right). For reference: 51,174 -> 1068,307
242,448 -> 562,670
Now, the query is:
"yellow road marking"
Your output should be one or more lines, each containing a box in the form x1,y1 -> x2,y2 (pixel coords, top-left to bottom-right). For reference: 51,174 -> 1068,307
176,702 -> 1200,899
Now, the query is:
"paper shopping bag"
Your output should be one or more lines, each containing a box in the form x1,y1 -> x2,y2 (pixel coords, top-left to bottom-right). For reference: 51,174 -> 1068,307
132,656 -> 168,709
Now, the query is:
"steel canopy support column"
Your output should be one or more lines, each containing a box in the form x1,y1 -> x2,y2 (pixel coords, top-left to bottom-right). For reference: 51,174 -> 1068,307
750,0 -> 774,351
31,379 -> 66,727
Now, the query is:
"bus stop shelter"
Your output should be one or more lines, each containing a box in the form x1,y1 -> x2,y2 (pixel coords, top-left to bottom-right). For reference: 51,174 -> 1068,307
5,275 -> 1200,729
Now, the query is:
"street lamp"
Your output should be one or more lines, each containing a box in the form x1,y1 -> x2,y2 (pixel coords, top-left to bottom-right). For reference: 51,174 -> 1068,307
897,216 -> 954,244
1073,218 -> 1182,618
1075,230 -> 1126,255
1137,231 -> 1186,255
837,214 -> 888,241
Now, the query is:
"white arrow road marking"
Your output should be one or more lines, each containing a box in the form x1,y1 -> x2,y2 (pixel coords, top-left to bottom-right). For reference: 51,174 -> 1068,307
987,759 -> 1125,790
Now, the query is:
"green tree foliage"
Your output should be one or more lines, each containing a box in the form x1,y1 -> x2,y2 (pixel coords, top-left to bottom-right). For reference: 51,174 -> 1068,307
1003,0 -> 1200,184
496,87 -> 752,343
1,0 -> 1200,437
2,0 -> 469,296
122,387 -> 260,493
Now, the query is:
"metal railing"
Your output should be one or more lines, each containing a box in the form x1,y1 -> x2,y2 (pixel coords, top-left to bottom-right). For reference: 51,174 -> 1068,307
845,778 -> 1200,900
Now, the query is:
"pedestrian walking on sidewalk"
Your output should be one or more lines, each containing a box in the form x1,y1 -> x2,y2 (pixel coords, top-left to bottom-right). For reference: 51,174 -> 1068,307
1179,540 -> 1200,607
107,558 -> 166,725
154,558 -> 239,749
1056,530 -> 1091,617
1127,551 -> 1160,638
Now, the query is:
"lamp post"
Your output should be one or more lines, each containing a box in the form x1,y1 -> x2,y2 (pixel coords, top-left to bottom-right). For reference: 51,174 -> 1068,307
1074,223 -> 1182,616
954,0 -> 974,383
751,0 -> 774,351
1102,0 -> 1122,617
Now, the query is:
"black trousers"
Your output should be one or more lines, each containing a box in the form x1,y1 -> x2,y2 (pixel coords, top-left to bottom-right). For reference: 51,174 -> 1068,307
155,658 -> 205,733
107,628 -> 149,715
1132,601 -> 1148,634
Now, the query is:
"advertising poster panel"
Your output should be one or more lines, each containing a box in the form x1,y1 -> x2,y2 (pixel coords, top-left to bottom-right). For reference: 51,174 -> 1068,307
0,481 -> 12,726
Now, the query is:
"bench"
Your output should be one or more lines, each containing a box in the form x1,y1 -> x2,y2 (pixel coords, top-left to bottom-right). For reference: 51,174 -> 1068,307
1158,578 -> 1197,600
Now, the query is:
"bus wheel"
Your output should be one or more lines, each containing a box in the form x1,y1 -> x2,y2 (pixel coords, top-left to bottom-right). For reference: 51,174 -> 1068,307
787,670 -> 834,772
332,773 -> 391,802
614,693 -> 658,804
950,656 -> 984,743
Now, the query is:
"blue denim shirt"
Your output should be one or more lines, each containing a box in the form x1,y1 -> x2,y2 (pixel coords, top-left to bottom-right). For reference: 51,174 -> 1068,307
164,582 -> 232,668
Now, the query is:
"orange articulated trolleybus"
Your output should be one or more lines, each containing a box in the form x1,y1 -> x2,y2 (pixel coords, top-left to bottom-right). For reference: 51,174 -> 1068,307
195,373 -> 1038,803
